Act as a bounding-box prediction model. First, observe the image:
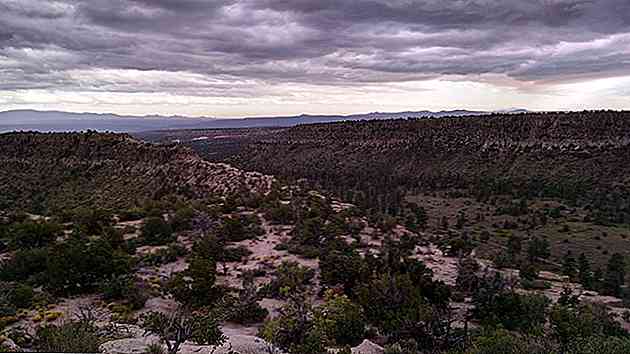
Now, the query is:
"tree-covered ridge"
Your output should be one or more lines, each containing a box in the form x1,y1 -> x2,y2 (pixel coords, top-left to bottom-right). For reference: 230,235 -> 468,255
0,132 -> 273,213
232,111 -> 630,219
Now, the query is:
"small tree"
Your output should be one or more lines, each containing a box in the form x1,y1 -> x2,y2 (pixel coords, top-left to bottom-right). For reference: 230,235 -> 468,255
527,236 -> 550,262
319,247 -> 367,294
142,217 -> 174,246
313,291 -> 365,347
226,271 -> 269,324
166,255 -> 221,307
259,287 -> 328,354
603,253 -> 626,297
142,308 -> 225,354
519,261 -> 539,281
72,208 -> 113,235
506,234 -> 522,261
8,221 -> 62,250
170,207 -> 195,232
578,253 -> 593,289
473,272 -> 549,333
456,257 -> 481,294
562,251 -> 577,278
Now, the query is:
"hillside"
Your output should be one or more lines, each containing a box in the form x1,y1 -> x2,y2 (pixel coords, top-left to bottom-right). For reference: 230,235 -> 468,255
0,132 -> 273,213
231,111 -> 630,218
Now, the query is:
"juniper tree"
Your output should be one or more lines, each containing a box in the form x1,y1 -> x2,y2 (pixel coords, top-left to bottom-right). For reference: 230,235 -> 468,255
562,251 -> 577,278
603,253 -> 626,297
578,253 -> 593,289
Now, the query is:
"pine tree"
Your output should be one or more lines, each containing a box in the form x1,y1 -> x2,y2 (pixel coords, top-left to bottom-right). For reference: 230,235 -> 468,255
562,251 -> 577,278
578,253 -> 593,289
593,267 -> 604,291
603,253 -> 626,297
527,236 -> 550,262
507,235 -> 522,261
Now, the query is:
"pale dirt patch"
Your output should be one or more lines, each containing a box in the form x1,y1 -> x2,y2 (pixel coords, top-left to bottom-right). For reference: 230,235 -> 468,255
136,297 -> 179,317
217,216 -> 319,290
413,244 -> 459,286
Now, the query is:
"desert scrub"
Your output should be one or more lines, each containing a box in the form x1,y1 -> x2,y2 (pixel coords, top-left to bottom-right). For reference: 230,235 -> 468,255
141,217 -> 175,246
34,308 -> 114,353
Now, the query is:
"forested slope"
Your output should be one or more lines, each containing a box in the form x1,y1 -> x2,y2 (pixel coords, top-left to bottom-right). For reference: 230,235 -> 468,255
0,132 -> 273,213
232,111 -> 630,220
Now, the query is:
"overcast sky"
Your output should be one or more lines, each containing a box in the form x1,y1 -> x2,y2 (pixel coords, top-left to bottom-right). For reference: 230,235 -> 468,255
1,0 -> 629,117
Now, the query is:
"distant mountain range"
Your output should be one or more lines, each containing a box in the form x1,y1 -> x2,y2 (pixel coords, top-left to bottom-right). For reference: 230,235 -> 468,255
0,109 -> 530,133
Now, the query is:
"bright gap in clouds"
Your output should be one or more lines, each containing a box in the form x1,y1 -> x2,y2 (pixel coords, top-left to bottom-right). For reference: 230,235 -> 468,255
1,75 -> 629,117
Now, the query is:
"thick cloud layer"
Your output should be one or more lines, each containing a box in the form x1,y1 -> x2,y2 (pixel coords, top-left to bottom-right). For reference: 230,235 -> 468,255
1,0 -> 629,114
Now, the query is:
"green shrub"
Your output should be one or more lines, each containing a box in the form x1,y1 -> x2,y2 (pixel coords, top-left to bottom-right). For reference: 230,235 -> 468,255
45,236 -> 133,295
569,336 -> 630,354
170,207 -> 195,231
102,226 -> 125,250
165,256 -> 223,307
141,244 -> 187,266
259,291 -> 328,354
217,215 -> 263,242
550,303 -> 628,348
473,274 -> 549,334
8,284 -> 34,309
319,246 -> 368,294
355,270 -> 451,346
313,291 -> 365,347
222,245 -> 252,262
224,272 -> 268,325
466,329 -> 559,354
145,342 -> 166,354
0,282 -> 34,313
192,235 -> 251,263
72,207 -> 113,235
35,315 -> 105,353
7,221 -> 62,250
0,247 -> 48,282
265,202 -> 295,225
287,217 -> 332,258
260,261 -> 315,298
141,217 -> 175,246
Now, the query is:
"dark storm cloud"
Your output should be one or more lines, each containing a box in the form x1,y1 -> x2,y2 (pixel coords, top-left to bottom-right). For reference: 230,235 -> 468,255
1,0 -> 630,93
